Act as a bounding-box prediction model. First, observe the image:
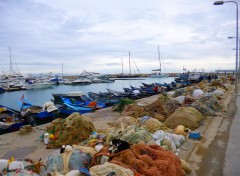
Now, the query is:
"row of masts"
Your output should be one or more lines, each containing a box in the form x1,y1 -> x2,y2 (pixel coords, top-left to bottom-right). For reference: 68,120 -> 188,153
121,51 -> 141,76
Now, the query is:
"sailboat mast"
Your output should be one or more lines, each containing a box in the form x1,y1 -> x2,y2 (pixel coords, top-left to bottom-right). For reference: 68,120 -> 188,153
129,51 -> 131,75
9,46 -> 13,75
62,62 -> 63,79
121,58 -> 123,76
158,45 -> 161,72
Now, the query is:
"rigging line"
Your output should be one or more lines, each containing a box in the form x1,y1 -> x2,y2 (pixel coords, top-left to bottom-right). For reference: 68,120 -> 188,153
130,55 -> 140,73
131,60 -> 137,73
12,53 -> 20,75
161,57 -> 167,72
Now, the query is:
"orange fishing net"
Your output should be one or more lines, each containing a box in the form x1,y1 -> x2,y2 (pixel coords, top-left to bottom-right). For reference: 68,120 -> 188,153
91,144 -> 184,176
110,144 -> 184,176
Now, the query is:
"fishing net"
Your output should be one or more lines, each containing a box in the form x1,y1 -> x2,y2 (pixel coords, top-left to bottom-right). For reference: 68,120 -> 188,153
140,117 -> 171,133
122,104 -> 150,118
197,94 -> 222,112
158,93 -> 170,103
145,98 -> 169,119
112,99 -> 135,113
192,89 -> 204,98
44,151 -> 92,175
211,79 -> 224,87
183,95 -> 196,105
109,125 -> 152,144
224,84 -> 234,91
110,144 -> 185,176
90,162 -> 134,176
164,107 -> 204,130
173,88 -> 186,98
152,113 -> 165,121
46,113 -> 95,149
164,99 -> 182,116
109,116 -> 138,129
190,102 -> 215,116
23,106 -> 42,113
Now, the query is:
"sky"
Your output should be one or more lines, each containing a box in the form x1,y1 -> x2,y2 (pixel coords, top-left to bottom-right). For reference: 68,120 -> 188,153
0,0 -> 238,75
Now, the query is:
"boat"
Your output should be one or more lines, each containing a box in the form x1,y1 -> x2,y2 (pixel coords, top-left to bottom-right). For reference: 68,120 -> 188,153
87,92 -> 119,106
149,46 -> 169,78
60,97 -> 106,109
24,78 -> 54,90
188,71 -> 207,83
71,77 -> 92,85
141,82 -> 155,88
20,99 -> 59,125
114,52 -> 142,79
0,87 -> 5,93
57,101 -> 94,116
0,105 -> 27,134
106,88 -> 130,97
52,91 -> 92,104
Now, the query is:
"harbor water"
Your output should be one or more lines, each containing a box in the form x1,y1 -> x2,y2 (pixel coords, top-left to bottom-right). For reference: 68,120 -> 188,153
0,77 -> 174,111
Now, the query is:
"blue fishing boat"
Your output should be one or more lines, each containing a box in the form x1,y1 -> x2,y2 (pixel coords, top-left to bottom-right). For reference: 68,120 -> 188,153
87,92 -> 119,106
20,99 -> 59,125
61,97 -> 107,109
57,101 -> 93,116
0,87 -> 5,93
0,105 -> 26,134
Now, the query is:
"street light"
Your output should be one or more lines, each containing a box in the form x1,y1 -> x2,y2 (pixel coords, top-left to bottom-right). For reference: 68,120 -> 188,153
214,1 -> 239,94
228,36 -> 240,80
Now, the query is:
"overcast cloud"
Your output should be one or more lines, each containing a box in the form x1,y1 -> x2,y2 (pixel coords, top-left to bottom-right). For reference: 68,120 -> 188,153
0,0 -> 238,74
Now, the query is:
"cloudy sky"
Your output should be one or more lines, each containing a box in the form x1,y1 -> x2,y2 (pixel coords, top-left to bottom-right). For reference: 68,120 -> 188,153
0,0 -> 238,75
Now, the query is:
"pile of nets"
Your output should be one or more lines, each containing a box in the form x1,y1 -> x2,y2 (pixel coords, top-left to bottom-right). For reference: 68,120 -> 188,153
164,99 -> 182,116
191,94 -> 222,116
140,116 -> 172,133
109,116 -> 138,129
109,144 -> 185,176
112,99 -> 135,112
90,162 -> 134,176
145,98 -> 169,119
46,113 -> 95,148
173,88 -> 186,97
121,104 -> 150,118
45,150 -> 92,175
108,125 -> 152,144
164,107 -> 204,130
158,93 -> 170,103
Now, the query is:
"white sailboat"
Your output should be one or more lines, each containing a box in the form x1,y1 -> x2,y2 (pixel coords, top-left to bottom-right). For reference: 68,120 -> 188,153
149,46 -> 169,78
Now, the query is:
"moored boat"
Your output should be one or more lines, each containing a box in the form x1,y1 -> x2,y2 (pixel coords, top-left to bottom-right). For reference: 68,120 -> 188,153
56,101 -> 94,116
20,99 -> 59,125
0,105 -> 27,134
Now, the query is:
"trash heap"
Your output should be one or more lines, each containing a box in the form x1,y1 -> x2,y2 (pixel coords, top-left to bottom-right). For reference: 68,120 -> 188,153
1,78 -> 234,176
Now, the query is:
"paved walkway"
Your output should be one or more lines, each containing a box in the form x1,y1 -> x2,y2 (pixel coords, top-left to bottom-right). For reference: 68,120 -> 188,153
223,95 -> 240,176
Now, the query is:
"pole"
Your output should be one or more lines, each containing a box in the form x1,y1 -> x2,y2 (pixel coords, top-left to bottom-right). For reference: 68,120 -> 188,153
239,38 -> 240,82
214,1 -> 239,94
236,1 -> 238,94
129,51 -> 131,75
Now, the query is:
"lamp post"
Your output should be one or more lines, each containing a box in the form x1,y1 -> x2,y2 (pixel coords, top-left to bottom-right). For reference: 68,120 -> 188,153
228,36 -> 240,80
214,1 -> 238,94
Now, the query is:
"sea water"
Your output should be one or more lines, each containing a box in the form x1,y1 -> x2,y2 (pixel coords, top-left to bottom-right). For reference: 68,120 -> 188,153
0,77 -> 174,111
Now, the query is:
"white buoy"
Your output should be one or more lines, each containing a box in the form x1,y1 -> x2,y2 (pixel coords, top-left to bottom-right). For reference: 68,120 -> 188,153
44,133 -> 50,144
